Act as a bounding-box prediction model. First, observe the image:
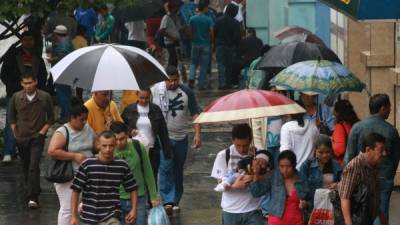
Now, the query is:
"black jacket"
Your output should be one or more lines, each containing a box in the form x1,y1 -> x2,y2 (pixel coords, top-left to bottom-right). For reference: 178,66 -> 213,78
0,45 -> 48,97
214,4 -> 241,47
121,103 -> 172,159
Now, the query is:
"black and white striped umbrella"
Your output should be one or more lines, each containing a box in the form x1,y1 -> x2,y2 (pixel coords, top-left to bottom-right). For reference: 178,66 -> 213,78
50,44 -> 168,91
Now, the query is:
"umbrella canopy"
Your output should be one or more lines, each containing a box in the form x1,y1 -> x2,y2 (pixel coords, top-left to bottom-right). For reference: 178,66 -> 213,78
274,26 -> 325,46
50,44 -> 168,91
270,60 -> 366,95
321,0 -> 400,20
113,0 -> 164,22
193,89 -> 305,124
257,42 -> 341,72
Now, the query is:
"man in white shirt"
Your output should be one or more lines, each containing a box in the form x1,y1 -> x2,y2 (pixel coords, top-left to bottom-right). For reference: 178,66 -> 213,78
125,20 -> 147,50
211,123 -> 264,225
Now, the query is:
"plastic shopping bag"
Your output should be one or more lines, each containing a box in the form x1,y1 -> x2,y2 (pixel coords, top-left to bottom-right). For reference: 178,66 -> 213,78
147,205 -> 171,225
308,188 -> 334,225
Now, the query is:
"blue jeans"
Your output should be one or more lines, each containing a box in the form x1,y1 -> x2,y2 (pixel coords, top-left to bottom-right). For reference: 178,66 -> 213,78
55,84 -> 72,120
373,177 -> 394,225
189,45 -> 210,89
222,210 -> 264,225
4,98 -> 16,156
159,136 -> 188,205
216,46 -> 234,87
120,196 -> 146,225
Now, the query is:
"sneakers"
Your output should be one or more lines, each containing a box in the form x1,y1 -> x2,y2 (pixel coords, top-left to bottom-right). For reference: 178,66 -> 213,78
28,200 -> 39,209
164,204 -> 173,217
172,205 -> 180,212
2,155 -> 12,162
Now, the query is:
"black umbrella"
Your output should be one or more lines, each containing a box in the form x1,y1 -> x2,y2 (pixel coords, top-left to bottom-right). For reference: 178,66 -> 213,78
113,0 -> 164,22
257,42 -> 341,73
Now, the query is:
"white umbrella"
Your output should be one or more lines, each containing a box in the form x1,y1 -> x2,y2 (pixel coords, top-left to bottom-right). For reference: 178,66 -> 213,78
50,44 -> 168,91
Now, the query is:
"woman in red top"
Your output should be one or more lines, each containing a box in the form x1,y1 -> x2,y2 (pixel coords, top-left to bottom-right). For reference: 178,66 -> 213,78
332,100 -> 359,164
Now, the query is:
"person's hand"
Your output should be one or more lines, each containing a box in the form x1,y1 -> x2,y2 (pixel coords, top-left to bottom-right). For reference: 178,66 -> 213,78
130,129 -> 139,137
125,209 -> 137,224
74,153 -> 87,163
151,200 -> 160,208
231,175 -> 252,189
324,183 -> 337,190
344,218 -> 354,225
299,200 -> 307,209
192,133 -> 201,149
70,216 -> 78,225
95,36 -> 100,42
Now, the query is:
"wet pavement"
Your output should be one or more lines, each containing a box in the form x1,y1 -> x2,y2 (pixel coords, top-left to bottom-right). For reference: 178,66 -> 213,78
0,69 -> 400,225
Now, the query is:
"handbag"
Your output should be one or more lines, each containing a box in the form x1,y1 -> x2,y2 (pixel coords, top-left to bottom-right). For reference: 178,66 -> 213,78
147,205 -> 171,225
308,189 -> 334,225
45,126 -> 74,183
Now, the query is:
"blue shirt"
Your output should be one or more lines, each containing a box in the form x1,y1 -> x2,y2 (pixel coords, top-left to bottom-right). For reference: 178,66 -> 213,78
344,115 -> 400,179
250,170 -> 310,218
189,13 -> 213,46
299,159 -> 342,201
74,7 -> 98,38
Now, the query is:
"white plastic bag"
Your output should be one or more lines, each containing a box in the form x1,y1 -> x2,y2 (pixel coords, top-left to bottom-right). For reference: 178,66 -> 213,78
308,188 -> 334,225
147,205 -> 171,225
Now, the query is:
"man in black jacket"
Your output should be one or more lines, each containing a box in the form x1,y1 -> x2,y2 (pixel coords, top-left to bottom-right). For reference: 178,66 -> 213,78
0,31 -> 48,162
214,3 -> 241,89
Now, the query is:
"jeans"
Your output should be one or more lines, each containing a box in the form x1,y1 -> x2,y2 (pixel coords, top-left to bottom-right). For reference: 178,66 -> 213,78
189,45 -> 211,89
373,177 -> 394,225
55,84 -> 72,120
159,136 -> 188,205
16,135 -> 45,201
166,43 -> 178,66
120,196 -> 146,225
216,46 -> 234,87
55,181 -> 73,225
4,98 -> 16,156
222,210 -> 264,225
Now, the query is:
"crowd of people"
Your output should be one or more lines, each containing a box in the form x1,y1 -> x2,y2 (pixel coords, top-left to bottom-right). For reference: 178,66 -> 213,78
211,93 -> 399,225
1,1 -> 399,225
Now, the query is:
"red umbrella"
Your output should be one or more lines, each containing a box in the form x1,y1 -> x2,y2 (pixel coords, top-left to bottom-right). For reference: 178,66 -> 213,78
193,89 -> 305,124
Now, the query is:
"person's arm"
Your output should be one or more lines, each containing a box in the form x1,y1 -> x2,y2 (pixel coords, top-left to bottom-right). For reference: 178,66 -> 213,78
340,198 -> 353,225
48,131 -> 87,162
209,24 -> 215,50
192,114 -> 201,148
39,94 -> 55,135
70,190 -> 80,225
8,95 -> 17,136
125,191 -> 138,224
390,131 -> 400,178
141,144 -> 159,205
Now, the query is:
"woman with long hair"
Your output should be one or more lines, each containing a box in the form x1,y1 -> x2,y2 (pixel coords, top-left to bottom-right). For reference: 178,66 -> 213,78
332,100 -> 359,164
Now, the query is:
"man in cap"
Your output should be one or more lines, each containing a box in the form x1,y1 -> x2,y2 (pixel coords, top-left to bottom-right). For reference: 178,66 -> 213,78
48,25 -> 74,123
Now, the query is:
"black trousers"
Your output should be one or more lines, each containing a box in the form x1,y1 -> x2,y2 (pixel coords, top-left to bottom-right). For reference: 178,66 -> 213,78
16,135 -> 45,202
166,43 -> 178,66
148,147 -> 160,188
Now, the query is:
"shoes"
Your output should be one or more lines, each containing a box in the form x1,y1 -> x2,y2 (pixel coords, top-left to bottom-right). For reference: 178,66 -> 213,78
172,206 -> 180,212
2,155 -> 12,162
28,200 -> 39,209
164,204 -> 173,217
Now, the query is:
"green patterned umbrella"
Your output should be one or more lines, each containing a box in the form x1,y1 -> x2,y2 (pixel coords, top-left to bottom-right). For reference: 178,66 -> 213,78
270,60 -> 366,95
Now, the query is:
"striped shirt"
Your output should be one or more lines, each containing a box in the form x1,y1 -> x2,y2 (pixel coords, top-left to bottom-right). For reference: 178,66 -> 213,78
71,157 -> 137,224
337,153 -> 379,217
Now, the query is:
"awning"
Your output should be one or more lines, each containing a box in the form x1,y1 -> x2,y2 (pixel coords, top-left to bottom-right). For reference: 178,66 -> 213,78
320,0 -> 400,20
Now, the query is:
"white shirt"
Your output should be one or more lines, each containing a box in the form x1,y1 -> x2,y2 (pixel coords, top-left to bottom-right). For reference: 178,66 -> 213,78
124,20 -> 146,42
211,145 -> 261,213
136,104 -> 155,148
280,120 -> 319,170
26,92 -> 36,102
